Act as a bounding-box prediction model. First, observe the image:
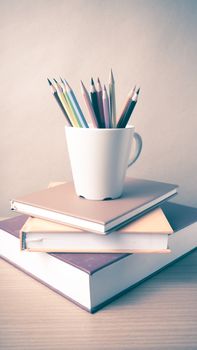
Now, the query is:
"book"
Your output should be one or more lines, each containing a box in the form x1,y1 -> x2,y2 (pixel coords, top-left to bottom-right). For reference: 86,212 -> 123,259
20,207 -> 173,253
1,202 -> 196,313
10,177 -> 178,233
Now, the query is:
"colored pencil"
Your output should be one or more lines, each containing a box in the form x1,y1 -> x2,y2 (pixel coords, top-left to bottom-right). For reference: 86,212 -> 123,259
62,80 -> 89,128
60,79 -> 83,128
109,69 -> 116,127
47,79 -> 72,126
117,88 -> 140,128
53,79 -> 80,128
59,78 -> 79,126
96,78 -> 105,127
80,80 -> 98,127
90,78 -> 103,128
102,85 -> 111,128
48,71 -> 140,129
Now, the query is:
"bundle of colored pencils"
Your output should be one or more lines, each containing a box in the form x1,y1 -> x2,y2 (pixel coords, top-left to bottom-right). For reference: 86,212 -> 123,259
47,70 -> 140,128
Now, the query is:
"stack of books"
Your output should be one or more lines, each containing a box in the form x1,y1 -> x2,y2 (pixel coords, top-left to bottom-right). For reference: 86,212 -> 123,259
1,177 -> 197,312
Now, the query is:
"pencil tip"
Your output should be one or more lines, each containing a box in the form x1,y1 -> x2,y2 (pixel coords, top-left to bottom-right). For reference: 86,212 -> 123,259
110,69 -> 114,82
97,77 -> 100,84
128,86 -> 136,97
80,80 -> 85,88
60,77 -> 64,84
91,77 -> 94,85
53,78 -> 58,84
136,87 -> 140,94
47,78 -> 52,85
64,79 -> 70,89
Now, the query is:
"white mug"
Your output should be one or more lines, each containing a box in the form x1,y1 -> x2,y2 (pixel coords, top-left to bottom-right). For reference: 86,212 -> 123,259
65,125 -> 142,200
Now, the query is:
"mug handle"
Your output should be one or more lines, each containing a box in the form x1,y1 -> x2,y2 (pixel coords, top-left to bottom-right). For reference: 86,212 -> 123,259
128,132 -> 142,167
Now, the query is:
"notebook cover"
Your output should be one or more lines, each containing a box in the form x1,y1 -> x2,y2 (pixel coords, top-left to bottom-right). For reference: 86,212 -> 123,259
1,202 -> 197,274
11,177 -> 178,225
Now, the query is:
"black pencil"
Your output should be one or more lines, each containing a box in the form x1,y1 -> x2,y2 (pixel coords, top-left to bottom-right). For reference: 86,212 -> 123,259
90,78 -> 103,128
47,78 -> 72,126
97,78 -> 105,127
117,88 -> 140,128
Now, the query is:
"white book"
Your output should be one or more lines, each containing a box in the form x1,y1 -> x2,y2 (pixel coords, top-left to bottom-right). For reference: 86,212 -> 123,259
20,207 -> 172,253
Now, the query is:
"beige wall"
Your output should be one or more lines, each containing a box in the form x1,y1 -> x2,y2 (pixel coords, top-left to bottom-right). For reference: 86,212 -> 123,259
1,0 -> 197,216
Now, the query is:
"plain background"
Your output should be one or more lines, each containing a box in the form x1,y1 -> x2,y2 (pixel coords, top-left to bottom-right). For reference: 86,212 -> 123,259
1,0 -> 197,216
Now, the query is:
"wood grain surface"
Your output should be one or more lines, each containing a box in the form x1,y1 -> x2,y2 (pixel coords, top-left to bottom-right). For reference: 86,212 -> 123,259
0,250 -> 197,350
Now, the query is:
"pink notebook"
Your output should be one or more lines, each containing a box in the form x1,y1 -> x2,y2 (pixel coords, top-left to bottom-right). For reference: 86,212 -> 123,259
11,177 -> 178,233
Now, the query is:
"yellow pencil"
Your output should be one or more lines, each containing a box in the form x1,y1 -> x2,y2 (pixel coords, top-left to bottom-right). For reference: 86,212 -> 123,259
60,78 -> 83,128
54,79 -> 80,128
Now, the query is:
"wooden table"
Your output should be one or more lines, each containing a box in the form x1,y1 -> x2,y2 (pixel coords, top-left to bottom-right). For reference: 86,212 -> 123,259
0,250 -> 197,350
